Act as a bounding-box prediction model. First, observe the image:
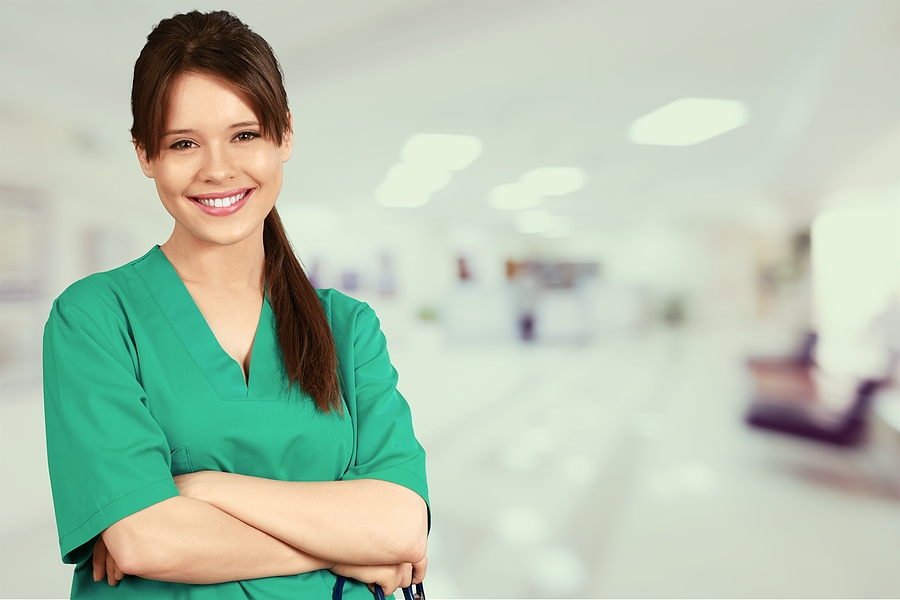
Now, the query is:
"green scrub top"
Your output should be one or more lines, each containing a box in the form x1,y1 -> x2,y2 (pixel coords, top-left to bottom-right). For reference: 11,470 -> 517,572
43,246 -> 429,599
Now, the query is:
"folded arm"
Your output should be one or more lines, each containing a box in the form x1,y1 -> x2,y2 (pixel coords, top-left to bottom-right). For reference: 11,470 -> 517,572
175,472 -> 428,565
100,495 -> 334,584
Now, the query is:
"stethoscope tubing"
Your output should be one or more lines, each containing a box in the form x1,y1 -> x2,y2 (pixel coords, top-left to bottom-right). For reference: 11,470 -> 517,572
333,576 -> 425,600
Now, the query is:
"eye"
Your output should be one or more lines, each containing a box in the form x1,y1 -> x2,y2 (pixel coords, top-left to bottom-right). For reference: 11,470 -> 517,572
169,139 -> 197,150
235,131 -> 261,142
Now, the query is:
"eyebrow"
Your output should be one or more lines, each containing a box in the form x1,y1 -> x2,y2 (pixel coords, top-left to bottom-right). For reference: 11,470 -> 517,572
163,121 -> 261,136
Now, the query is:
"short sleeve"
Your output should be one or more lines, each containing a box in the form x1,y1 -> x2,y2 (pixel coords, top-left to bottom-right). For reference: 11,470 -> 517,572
340,304 -> 430,523
43,289 -> 178,564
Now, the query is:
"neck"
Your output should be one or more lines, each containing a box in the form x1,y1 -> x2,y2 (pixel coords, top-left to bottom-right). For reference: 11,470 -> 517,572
160,225 -> 266,293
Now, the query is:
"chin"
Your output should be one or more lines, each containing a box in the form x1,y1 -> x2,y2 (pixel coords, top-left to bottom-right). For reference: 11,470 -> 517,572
184,226 -> 259,248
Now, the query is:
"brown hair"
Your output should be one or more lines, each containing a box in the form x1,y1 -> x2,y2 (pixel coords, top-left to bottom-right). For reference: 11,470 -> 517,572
131,11 -> 341,413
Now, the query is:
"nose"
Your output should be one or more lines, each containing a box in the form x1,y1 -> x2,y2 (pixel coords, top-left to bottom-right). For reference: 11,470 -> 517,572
198,144 -> 235,185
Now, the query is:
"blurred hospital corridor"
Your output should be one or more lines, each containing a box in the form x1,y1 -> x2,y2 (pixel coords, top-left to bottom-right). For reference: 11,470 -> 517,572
2,0 -> 900,598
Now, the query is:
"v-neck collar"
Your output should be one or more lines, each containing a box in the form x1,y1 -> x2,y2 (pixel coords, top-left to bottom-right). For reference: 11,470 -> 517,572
133,246 -> 275,401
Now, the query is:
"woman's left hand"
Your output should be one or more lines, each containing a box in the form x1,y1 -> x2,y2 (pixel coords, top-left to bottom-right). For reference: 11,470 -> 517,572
92,535 -> 124,586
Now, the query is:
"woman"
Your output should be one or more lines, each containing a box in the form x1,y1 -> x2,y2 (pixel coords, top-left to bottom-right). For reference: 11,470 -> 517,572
42,10 -> 429,599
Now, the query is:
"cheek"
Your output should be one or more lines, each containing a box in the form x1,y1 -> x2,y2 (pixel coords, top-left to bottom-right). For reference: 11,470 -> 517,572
154,163 -> 193,198
249,157 -> 283,189
154,178 -> 174,204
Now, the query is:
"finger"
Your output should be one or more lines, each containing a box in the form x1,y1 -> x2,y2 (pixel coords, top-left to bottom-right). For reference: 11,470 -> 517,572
400,563 -> 413,589
380,568 -> 401,599
114,564 -> 125,582
92,540 -> 106,582
106,549 -> 118,586
412,556 -> 428,584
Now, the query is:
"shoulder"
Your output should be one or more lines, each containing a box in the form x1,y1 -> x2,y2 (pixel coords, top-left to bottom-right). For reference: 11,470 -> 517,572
315,288 -> 373,324
50,249 -> 156,325
315,288 -> 382,345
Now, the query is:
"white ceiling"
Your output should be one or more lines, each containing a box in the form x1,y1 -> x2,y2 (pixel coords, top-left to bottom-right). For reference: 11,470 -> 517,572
1,0 -> 898,236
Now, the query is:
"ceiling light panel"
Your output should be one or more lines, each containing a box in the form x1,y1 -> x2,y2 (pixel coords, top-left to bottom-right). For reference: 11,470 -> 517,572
628,98 -> 750,146
376,133 -> 482,208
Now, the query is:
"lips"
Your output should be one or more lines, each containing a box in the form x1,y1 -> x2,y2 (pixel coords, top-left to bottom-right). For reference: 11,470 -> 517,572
189,187 -> 255,216
190,187 -> 252,205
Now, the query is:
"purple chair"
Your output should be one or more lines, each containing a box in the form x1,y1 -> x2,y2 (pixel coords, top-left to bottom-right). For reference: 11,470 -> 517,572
745,378 -> 883,447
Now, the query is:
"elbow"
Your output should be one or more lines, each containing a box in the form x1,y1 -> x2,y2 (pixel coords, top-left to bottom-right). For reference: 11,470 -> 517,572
112,542 -> 176,580
399,536 -> 427,564
116,547 -> 172,580
362,481 -> 429,564
392,500 -> 428,564
108,547 -> 148,579
102,524 -> 176,579
391,531 -> 427,564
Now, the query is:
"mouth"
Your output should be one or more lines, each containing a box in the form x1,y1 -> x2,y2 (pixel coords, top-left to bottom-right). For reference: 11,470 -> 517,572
190,188 -> 253,208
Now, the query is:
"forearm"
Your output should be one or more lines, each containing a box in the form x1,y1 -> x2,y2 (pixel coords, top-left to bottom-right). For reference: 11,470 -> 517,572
181,473 -> 428,565
102,495 -> 334,584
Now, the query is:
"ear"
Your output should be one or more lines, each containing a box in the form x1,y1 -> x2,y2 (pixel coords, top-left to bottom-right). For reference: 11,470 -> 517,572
133,140 -> 154,178
281,112 -> 293,163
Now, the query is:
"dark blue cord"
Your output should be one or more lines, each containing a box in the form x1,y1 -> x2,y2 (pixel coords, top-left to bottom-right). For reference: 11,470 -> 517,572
334,576 -> 424,599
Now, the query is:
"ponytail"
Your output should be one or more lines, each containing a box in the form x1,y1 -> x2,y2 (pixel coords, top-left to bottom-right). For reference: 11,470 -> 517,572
132,12 -> 338,411
264,207 -> 342,414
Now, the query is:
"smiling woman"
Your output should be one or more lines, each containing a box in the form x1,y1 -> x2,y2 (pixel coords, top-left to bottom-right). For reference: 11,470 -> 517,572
141,73 -> 288,251
136,71 -> 291,383
42,10 -> 429,600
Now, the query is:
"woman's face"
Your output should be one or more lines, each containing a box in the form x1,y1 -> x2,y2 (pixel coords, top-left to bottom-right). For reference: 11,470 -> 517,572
136,72 -> 292,249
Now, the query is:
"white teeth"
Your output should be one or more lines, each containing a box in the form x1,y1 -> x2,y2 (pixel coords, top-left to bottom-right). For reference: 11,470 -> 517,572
196,191 -> 247,208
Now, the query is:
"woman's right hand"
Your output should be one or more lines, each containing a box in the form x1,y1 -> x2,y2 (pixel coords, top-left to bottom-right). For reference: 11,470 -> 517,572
332,557 -> 427,597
